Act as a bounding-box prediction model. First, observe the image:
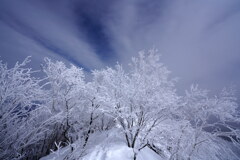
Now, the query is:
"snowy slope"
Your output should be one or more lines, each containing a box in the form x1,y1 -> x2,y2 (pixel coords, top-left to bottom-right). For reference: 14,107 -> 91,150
40,129 -> 240,160
40,130 -> 163,160
41,143 -> 163,160
82,142 -> 163,160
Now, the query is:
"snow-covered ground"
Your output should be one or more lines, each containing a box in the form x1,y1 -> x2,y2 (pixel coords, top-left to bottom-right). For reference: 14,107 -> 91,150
41,143 -> 162,160
40,128 -> 240,160
40,130 -> 163,160
82,142 -> 162,160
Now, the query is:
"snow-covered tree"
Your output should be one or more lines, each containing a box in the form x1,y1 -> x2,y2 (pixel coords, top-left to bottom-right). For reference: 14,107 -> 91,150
163,85 -> 240,160
93,49 -> 179,159
42,58 -> 86,144
41,58 -> 109,159
0,57 -> 46,159
1,49 -> 239,160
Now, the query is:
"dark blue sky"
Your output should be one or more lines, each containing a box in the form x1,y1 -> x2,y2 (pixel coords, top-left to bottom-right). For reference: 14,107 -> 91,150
1,0 -> 240,96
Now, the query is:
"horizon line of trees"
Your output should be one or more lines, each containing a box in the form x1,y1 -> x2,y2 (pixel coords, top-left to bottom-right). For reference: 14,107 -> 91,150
0,49 -> 240,160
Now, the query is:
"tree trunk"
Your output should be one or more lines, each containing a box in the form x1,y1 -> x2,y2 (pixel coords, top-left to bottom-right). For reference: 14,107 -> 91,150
133,151 -> 137,160
83,112 -> 94,148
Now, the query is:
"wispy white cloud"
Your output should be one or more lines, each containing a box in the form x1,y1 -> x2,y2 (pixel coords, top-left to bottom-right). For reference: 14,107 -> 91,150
104,0 -> 240,93
0,0 -> 105,70
0,0 -> 240,94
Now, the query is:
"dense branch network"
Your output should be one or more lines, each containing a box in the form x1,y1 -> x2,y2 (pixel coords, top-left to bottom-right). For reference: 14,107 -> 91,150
0,50 -> 239,160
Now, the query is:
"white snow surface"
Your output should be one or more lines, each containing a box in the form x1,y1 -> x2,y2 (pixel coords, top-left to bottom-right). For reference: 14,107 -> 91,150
41,143 -> 162,160
82,142 -> 162,160
40,130 -> 163,160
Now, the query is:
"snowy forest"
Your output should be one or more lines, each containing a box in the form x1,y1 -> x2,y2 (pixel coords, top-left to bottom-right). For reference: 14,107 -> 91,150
0,50 -> 240,160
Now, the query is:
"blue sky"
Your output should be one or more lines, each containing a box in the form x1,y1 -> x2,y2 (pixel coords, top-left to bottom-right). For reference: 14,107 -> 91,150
1,0 -> 240,95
